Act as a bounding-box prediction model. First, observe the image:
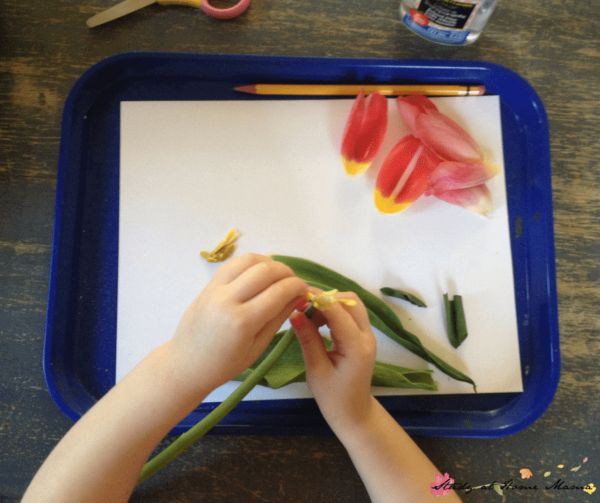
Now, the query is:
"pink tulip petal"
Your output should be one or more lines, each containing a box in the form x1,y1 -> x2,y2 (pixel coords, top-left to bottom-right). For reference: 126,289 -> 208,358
435,184 -> 492,215
427,161 -> 497,194
415,111 -> 482,163
341,91 -> 388,175
396,95 -> 438,134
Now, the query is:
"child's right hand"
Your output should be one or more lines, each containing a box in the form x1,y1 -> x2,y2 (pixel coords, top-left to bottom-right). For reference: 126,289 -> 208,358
290,293 -> 377,436
292,296 -> 461,503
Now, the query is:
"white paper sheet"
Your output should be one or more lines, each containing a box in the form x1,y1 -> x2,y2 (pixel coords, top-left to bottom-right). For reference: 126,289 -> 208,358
118,97 -> 523,401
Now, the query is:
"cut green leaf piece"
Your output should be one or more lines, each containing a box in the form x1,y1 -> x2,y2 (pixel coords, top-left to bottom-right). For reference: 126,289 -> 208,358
380,287 -> 427,307
371,361 -> 436,390
443,293 -> 457,347
444,293 -> 468,349
453,295 -> 468,348
236,331 -> 437,391
272,255 -> 475,388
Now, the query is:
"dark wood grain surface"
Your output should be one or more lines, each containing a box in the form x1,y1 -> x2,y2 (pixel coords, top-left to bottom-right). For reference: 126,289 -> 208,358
1,1 -> 599,501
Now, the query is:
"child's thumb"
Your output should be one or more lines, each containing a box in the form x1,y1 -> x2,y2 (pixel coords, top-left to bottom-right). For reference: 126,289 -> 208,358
290,312 -> 330,374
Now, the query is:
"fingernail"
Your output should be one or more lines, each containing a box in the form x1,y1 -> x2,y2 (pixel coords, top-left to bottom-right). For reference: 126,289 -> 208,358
294,299 -> 310,312
290,312 -> 306,330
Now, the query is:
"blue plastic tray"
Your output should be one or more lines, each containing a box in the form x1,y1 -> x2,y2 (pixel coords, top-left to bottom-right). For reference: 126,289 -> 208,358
45,53 -> 559,438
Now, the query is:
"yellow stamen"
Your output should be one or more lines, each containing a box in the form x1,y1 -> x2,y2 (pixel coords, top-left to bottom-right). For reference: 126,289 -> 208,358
200,228 -> 240,263
307,289 -> 357,310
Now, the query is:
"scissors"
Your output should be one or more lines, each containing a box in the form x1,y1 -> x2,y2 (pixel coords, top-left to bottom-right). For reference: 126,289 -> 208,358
87,0 -> 251,27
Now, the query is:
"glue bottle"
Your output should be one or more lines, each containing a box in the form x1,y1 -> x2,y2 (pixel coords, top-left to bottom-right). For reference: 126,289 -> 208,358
399,0 -> 498,46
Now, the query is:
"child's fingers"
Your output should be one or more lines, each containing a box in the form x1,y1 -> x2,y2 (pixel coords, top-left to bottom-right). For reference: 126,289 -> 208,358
305,287 -> 366,330
302,287 -> 360,356
309,310 -> 327,328
318,303 -> 362,357
299,287 -> 371,359
291,312 -> 331,374
210,253 -> 269,285
335,292 -> 371,331
229,260 -> 296,302
243,276 -> 308,325
248,296 -> 302,363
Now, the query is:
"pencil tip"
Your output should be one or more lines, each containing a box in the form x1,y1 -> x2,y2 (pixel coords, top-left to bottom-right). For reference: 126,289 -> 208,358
234,85 -> 256,94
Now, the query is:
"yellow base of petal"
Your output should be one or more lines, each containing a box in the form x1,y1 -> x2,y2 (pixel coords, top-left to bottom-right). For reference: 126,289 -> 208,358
343,159 -> 370,176
374,189 -> 411,214
485,161 -> 501,177
466,199 -> 492,216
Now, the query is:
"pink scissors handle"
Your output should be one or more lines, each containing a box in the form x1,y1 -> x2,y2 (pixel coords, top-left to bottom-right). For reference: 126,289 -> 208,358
200,0 -> 251,19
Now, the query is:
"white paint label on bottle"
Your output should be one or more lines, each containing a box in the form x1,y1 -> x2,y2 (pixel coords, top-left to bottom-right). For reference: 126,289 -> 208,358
403,0 -> 481,45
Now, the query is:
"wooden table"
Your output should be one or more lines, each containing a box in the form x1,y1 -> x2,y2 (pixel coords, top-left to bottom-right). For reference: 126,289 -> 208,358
1,1 -> 599,501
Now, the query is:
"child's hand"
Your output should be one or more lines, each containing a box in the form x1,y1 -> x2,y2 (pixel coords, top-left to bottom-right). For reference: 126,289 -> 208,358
168,254 -> 307,398
291,292 -> 377,435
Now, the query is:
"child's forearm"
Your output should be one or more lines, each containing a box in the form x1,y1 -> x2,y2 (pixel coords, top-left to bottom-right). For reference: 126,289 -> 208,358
23,341 -> 208,503
335,397 -> 462,503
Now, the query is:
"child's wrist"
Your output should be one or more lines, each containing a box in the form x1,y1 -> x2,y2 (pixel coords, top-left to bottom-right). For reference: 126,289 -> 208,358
329,396 -> 379,445
151,342 -> 214,411
333,396 -> 393,451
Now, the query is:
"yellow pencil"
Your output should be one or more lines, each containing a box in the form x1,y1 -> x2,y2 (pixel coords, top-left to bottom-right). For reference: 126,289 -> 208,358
234,83 -> 485,96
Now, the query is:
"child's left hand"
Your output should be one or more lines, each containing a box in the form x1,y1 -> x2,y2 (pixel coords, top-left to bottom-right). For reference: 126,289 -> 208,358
166,253 -> 308,399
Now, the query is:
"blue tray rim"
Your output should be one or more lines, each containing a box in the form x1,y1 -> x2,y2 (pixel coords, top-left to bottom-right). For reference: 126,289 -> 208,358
43,52 -> 560,438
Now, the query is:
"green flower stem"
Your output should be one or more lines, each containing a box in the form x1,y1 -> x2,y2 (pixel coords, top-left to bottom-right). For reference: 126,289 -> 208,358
138,326 -> 297,484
